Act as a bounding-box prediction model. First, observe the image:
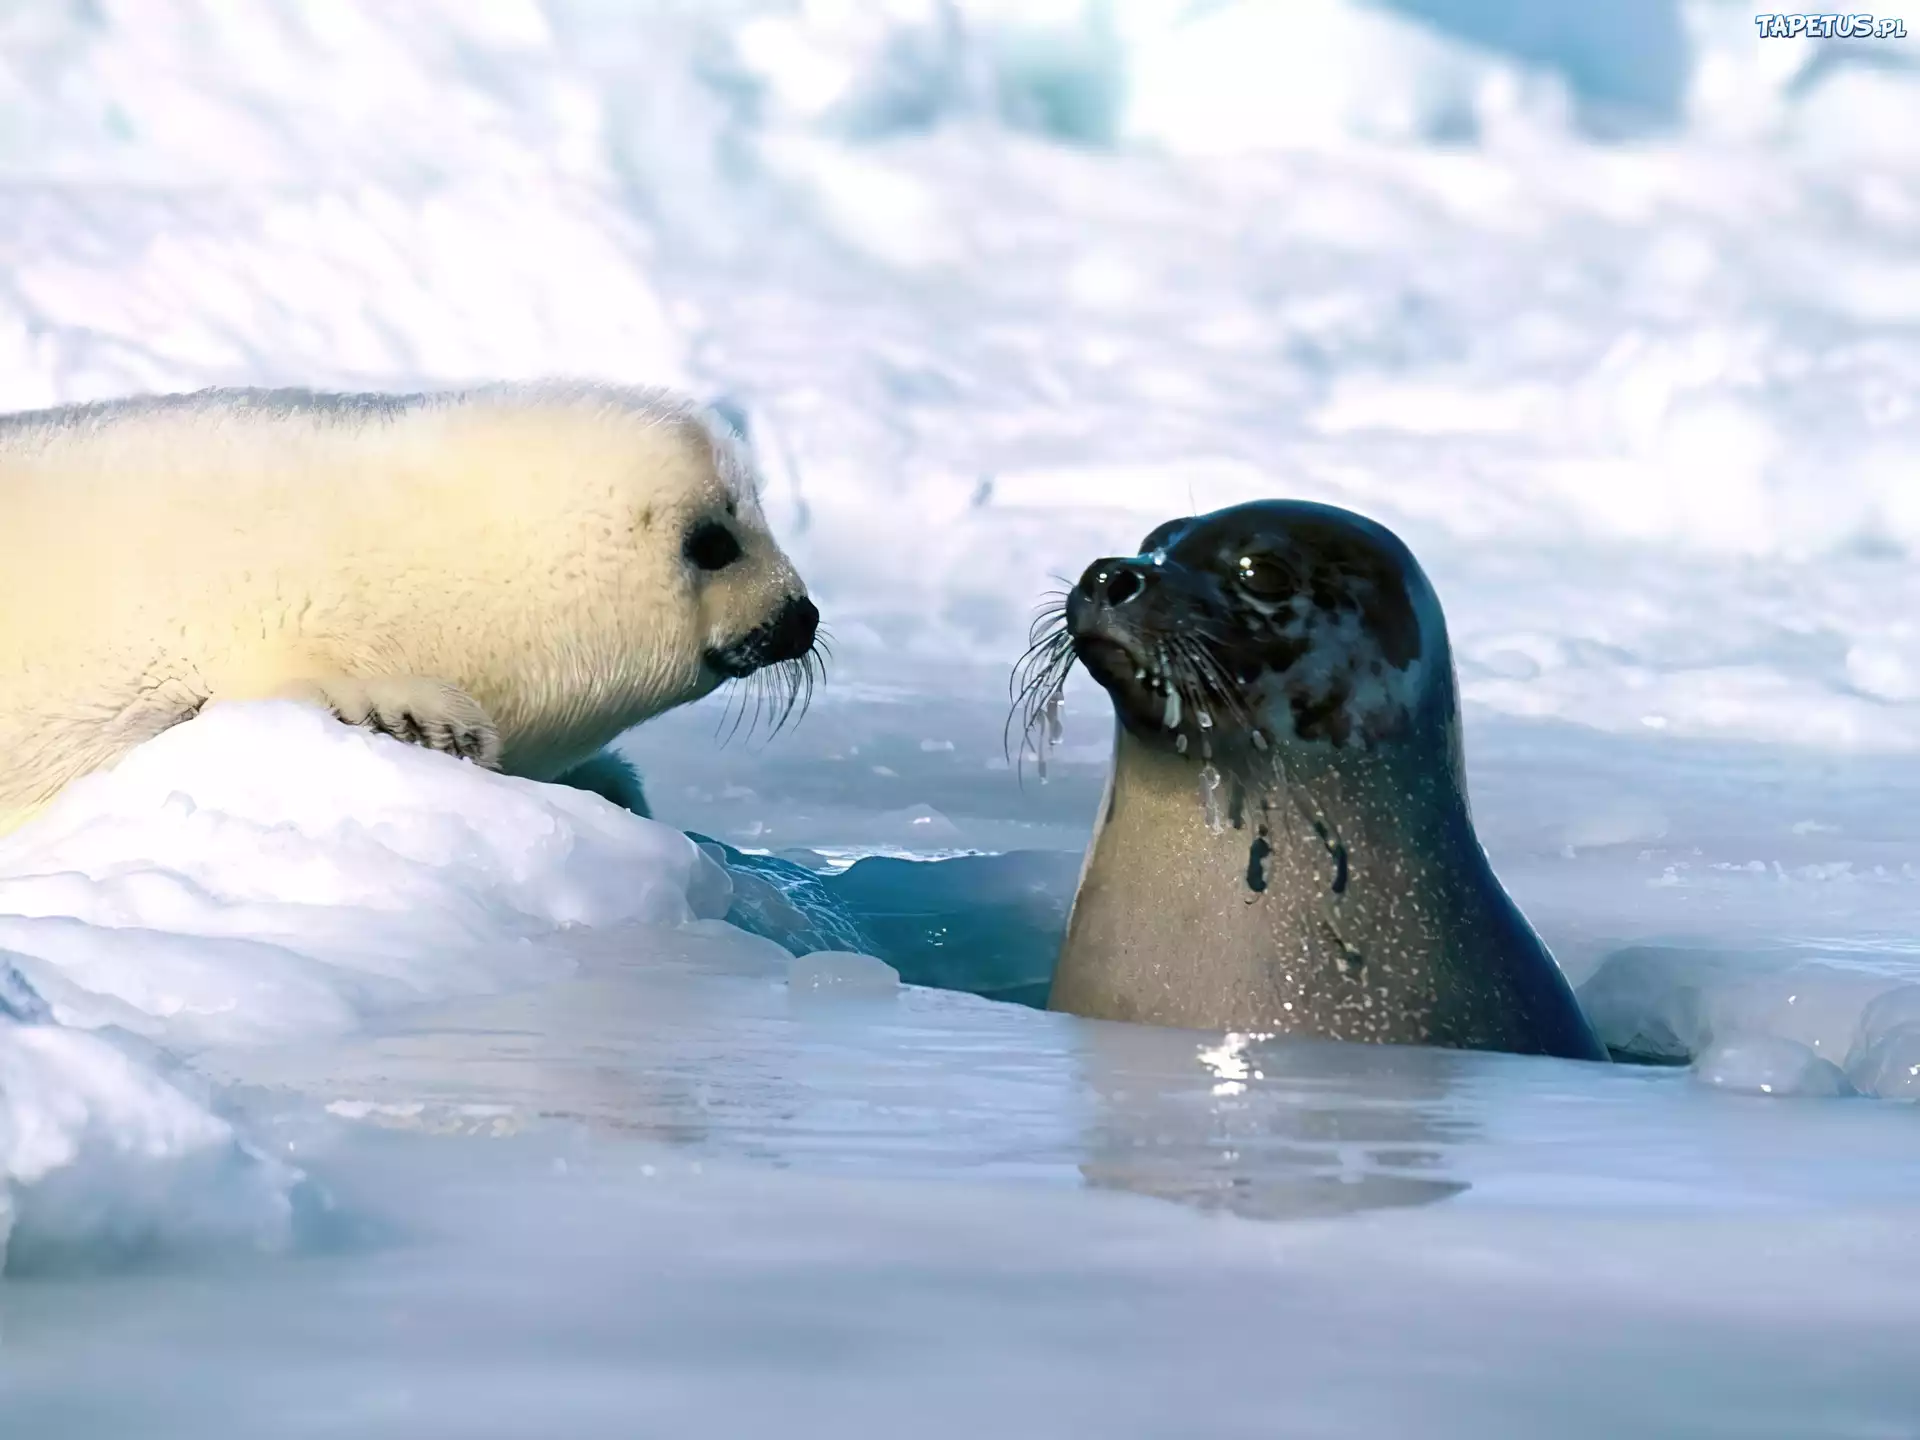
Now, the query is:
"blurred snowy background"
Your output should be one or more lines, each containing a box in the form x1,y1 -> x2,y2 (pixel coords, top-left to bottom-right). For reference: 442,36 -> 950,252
12,0 -> 1914,952
10,0 -> 1920,872
7,6 -> 1920,1433
7,0 -> 1920,756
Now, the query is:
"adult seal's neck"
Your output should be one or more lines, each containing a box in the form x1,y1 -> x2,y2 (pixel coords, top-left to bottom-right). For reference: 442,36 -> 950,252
1103,719 -> 1469,869
1051,722 -> 1606,1060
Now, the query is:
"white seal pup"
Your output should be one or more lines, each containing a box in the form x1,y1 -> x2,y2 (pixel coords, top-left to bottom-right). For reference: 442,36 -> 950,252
1027,499 -> 1606,1062
0,384 -> 820,833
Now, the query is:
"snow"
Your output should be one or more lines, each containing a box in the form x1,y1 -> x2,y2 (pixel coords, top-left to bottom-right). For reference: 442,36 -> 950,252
0,702 -> 714,1052
0,701 -> 734,1277
5,0 -> 1920,1432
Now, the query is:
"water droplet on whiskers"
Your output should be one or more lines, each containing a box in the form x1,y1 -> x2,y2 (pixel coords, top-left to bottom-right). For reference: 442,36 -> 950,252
1198,763 -> 1224,835
1036,688 -> 1065,783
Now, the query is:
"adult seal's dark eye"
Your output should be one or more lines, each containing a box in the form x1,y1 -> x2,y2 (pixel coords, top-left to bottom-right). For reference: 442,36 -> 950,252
684,520 -> 743,572
1236,555 -> 1291,598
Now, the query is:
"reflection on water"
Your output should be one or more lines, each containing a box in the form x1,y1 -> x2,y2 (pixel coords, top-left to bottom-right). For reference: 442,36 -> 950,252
207,919 -> 1494,1226
203,919 -> 1093,1183
1074,1021 -> 1474,1220
202,906 -> 1920,1243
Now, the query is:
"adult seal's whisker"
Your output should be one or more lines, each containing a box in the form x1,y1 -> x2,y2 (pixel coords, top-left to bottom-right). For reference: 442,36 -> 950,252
1004,612 -> 1077,783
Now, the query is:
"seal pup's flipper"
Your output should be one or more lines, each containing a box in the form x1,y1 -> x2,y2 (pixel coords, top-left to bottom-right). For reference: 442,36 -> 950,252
254,675 -> 500,768
552,749 -> 651,817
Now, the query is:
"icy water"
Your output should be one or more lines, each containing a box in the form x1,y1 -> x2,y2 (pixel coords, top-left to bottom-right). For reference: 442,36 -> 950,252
4,696 -> 1920,1436
7,0 -> 1920,1433
10,887 -> 1920,1437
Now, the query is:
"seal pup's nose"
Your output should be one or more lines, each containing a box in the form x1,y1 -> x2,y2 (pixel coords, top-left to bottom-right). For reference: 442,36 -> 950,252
707,594 -> 820,678
762,594 -> 819,664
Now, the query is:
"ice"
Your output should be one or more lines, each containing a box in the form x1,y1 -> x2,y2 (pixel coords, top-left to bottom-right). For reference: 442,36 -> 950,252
4,0 -> 1920,1430
13,976 -> 1920,1437
787,949 -> 901,994
0,1023 -> 298,1275
821,848 -> 1079,1007
1843,985 -> 1920,1096
0,955 -> 49,1024
1846,1024 -> 1920,1100
1575,946 -> 1920,1096
1690,1035 -> 1855,1098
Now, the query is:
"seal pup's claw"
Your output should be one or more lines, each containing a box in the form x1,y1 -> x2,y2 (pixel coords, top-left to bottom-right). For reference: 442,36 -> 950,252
271,676 -> 502,770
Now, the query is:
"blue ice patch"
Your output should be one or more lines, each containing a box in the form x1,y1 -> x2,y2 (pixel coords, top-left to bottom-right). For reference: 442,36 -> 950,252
0,953 -> 51,1024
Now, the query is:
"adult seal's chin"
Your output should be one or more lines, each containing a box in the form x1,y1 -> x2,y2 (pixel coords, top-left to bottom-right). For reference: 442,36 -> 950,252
1041,498 -> 1608,1064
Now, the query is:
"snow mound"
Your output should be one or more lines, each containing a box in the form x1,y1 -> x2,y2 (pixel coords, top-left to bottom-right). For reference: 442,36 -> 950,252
0,700 -> 727,1270
0,701 -> 717,1047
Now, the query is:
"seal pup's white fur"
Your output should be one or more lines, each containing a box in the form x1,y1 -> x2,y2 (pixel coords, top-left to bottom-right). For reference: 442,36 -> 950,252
0,383 -> 812,832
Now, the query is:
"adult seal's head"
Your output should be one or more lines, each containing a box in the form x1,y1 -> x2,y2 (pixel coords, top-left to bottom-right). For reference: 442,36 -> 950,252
1025,499 -> 1606,1062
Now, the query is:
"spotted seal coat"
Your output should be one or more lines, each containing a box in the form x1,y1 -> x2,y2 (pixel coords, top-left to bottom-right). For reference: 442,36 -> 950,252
1026,499 -> 1605,1061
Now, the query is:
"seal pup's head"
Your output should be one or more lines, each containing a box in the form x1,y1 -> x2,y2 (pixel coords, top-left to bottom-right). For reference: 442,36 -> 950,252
1017,500 -> 1457,785
654,402 -> 824,730
436,383 -> 825,745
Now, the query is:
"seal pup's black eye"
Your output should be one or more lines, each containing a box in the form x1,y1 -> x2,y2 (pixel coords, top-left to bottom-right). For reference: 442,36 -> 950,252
1236,555 -> 1292,598
684,520 -> 743,572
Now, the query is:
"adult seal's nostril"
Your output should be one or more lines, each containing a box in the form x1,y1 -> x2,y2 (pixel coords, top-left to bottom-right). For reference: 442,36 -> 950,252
1075,558 -> 1150,610
1103,567 -> 1144,606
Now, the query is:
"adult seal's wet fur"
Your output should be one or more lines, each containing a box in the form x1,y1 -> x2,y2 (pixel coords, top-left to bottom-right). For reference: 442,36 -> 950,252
1023,499 -> 1606,1062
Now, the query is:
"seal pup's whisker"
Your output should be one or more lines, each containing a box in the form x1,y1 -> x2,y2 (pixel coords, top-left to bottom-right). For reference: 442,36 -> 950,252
713,678 -> 752,746
713,636 -> 826,748
764,648 -> 817,739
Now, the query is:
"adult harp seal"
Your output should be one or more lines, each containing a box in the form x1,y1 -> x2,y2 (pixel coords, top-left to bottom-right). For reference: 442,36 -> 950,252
1029,500 -> 1605,1062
